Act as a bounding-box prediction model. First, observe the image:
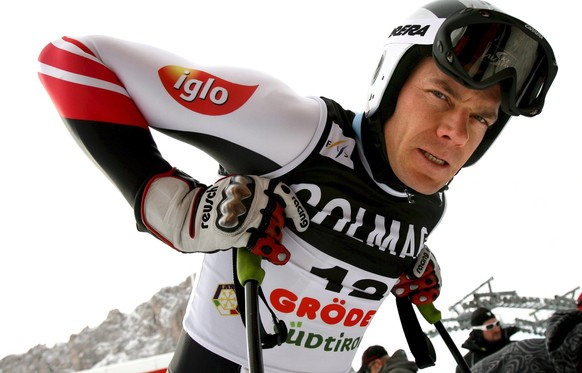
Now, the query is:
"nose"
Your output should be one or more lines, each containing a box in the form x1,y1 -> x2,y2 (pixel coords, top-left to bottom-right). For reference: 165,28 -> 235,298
436,110 -> 470,146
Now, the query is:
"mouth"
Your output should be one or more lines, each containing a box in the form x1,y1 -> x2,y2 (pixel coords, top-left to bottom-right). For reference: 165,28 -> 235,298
422,150 -> 447,166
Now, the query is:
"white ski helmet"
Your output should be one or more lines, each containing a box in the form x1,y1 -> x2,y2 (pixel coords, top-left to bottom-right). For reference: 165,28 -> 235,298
365,0 -> 557,166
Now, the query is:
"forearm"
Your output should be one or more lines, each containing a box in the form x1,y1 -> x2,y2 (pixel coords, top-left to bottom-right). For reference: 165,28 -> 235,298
64,119 -> 172,207
39,36 -> 173,207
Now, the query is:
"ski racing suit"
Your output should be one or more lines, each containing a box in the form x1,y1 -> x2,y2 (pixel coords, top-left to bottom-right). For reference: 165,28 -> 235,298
38,35 -> 445,373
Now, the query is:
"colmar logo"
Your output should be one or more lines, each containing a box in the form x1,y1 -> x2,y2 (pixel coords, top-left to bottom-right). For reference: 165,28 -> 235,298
159,66 -> 258,115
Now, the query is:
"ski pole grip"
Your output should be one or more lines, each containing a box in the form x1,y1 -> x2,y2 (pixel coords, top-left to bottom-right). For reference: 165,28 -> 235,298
417,303 -> 442,325
237,248 -> 265,286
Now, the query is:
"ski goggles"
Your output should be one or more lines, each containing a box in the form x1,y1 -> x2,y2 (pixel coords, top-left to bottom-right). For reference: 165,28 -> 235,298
473,320 -> 500,331
433,8 -> 557,117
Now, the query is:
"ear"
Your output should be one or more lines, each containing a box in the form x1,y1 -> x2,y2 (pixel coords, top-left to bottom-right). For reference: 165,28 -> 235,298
370,358 -> 382,370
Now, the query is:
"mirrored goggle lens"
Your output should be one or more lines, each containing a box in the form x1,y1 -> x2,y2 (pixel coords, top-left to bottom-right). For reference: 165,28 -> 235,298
449,22 -> 546,109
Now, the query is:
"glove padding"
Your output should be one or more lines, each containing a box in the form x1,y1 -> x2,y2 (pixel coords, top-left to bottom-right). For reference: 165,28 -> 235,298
392,245 -> 442,305
142,171 -> 309,265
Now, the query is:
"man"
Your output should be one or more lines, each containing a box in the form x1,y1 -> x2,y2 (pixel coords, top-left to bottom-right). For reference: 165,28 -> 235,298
357,345 -> 390,373
470,309 -> 582,373
355,345 -> 417,373
455,307 -> 520,372
37,0 -> 557,372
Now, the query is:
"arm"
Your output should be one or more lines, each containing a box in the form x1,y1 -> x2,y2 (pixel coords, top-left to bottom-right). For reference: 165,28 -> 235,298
38,35 -> 323,188
38,35 -> 315,258
66,35 -> 322,172
38,36 -> 172,210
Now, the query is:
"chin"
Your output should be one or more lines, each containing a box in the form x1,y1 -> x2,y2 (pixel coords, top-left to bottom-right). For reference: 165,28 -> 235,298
418,187 -> 441,195
413,182 -> 447,195
399,171 -> 448,195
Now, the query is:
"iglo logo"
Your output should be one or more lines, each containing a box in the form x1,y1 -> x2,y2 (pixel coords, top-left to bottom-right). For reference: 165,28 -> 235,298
159,66 -> 258,115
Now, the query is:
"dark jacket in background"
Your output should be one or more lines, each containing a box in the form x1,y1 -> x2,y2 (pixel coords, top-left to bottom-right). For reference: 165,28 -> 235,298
470,310 -> 582,373
455,326 -> 520,372
353,349 -> 418,373
380,349 -> 418,373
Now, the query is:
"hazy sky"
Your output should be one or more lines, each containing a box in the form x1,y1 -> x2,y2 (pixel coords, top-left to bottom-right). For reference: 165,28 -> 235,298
3,0 -> 580,371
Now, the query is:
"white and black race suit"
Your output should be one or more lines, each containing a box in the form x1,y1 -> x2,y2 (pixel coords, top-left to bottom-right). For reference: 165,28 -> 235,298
38,35 -> 445,373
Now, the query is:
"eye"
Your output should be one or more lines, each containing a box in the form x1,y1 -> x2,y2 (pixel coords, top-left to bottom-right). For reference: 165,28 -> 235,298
431,90 -> 447,101
472,114 -> 493,128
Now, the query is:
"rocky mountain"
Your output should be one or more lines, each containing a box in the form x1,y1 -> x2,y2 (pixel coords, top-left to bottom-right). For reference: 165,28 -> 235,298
0,275 -> 194,373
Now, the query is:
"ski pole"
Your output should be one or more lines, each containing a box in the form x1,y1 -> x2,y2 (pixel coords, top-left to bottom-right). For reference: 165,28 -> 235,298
417,303 -> 472,373
236,248 -> 266,373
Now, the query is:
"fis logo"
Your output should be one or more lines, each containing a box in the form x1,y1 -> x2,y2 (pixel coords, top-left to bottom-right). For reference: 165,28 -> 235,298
320,122 -> 355,169
159,66 -> 258,115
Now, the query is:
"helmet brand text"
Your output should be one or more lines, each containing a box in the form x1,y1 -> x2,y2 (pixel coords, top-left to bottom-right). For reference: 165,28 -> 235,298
389,24 -> 430,37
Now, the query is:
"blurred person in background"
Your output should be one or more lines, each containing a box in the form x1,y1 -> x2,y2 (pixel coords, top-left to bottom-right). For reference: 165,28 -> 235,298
355,345 -> 417,373
471,309 -> 582,373
455,307 -> 519,372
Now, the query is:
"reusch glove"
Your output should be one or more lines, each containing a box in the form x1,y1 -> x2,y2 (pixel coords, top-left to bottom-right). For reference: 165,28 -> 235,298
391,245 -> 442,305
140,170 -> 309,265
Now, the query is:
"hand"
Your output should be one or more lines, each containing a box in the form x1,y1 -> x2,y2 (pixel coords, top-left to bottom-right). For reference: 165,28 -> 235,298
392,245 -> 442,305
141,171 -> 309,265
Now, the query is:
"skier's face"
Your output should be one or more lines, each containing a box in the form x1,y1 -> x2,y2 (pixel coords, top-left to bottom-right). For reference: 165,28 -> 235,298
383,58 -> 501,195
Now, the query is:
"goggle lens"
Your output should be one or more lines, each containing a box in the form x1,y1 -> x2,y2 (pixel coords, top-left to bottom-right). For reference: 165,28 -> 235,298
434,9 -> 557,117
453,24 -> 541,97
